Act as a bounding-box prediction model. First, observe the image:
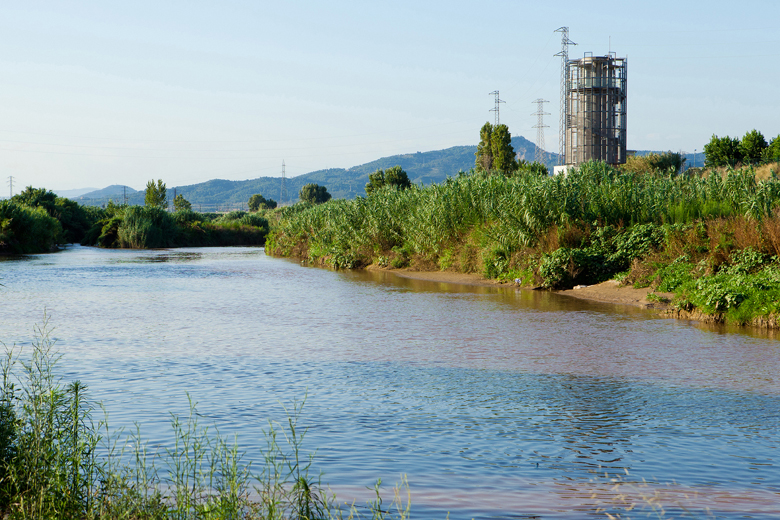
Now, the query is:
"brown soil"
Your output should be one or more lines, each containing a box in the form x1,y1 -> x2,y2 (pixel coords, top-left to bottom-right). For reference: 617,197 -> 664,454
558,279 -> 674,311
367,267 -> 780,331
380,267 -> 673,310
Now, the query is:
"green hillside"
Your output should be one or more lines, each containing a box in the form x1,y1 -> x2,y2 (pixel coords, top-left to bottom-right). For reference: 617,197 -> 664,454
79,136 -> 558,208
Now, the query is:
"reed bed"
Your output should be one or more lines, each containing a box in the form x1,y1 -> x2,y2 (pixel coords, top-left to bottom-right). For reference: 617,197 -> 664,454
267,162 -> 780,325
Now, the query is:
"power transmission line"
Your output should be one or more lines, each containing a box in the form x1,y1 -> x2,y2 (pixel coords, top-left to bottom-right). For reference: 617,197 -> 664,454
554,27 -> 576,166
489,91 -> 505,126
279,160 -> 287,205
7,176 -> 13,199
531,99 -> 550,164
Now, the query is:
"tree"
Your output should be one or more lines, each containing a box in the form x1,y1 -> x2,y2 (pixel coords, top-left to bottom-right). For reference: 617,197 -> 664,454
299,183 -> 331,204
703,135 -> 742,167
490,124 -> 517,174
173,194 -> 192,211
145,179 -> 167,208
365,166 -> 412,195
475,122 -> 517,175
248,194 -> 277,211
740,129 -> 767,164
765,135 -> 780,163
475,122 -> 494,171
517,160 -> 550,176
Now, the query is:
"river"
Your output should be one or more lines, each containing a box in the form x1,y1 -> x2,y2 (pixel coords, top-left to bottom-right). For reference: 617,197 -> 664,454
1,245 -> 778,519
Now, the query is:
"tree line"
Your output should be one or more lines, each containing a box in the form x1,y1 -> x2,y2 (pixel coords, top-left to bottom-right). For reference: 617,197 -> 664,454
704,129 -> 780,167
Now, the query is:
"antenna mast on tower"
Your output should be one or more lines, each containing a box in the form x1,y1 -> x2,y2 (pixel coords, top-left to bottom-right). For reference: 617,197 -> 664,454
531,99 -> 550,165
489,90 -> 505,126
554,27 -> 576,166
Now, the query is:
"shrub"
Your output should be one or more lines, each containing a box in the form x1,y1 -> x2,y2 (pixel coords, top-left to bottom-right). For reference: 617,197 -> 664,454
117,206 -> 178,248
0,200 -> 62,254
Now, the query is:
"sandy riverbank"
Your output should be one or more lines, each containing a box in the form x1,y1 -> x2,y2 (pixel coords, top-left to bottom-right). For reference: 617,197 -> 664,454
376,267 -> 780,332
384,268 -> 673,311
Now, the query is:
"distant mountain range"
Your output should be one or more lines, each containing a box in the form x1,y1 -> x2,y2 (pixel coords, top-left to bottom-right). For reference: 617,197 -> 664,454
69,138 -> 699,209
73,136 -> 558,208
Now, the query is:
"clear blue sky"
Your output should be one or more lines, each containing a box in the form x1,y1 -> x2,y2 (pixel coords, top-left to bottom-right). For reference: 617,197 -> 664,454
1,0 -> 778,191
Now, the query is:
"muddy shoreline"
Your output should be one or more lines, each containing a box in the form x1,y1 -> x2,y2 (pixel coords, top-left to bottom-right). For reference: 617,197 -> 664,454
375,267 -> 780,332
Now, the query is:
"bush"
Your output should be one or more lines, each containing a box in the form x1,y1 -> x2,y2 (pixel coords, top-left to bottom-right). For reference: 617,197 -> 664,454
117,206 -> 178,248
0,200 -> 62,254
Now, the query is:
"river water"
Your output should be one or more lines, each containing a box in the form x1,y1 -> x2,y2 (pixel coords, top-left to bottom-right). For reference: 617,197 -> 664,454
1,245 -> 778,519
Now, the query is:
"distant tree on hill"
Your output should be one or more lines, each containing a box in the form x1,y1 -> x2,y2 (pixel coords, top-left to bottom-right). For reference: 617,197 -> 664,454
704,135 -> 743,167
740,129 -> 768,165
248,193 -> 277,211
299,183 -> 331,204
365,166 -> 412,195
145,179 -> 167,208
173,193 -> 192,211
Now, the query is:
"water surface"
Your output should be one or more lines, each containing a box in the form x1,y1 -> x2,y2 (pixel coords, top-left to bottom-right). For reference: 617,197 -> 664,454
1,246 -> 778,518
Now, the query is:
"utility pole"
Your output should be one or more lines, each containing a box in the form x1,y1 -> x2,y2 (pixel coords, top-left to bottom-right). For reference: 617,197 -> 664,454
532,99 -> 550,165
554,27 -> 576,166
7,175 -> 14,199
123,185 -> 127,205
489,90 -> 505,126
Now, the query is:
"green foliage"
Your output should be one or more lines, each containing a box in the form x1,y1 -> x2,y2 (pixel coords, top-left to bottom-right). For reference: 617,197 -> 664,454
145,179 -> 168,208
0,200 -> 62,254
704,135 -> 743,167
490,124 -> 517,175
475,123 -> 518,175
622,152 -> 686,175
11,186 -> 96,243
516,160 -> 549,176
763,135 -> 780,163
365,166 -> 412,195
117,206 -> 178,248
740,129 -> 768,165
475,122 -> 494,172
248,193 -> 277,211
299,183 -> 331,205
269,160 -> 780,299
173,193 -> 192,212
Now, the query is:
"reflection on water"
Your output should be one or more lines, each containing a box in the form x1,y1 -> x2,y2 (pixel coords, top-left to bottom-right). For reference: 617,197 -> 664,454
1,245 -> 778,519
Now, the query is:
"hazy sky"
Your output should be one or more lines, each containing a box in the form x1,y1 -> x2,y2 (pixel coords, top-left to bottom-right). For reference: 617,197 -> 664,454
1,0 -> 778,192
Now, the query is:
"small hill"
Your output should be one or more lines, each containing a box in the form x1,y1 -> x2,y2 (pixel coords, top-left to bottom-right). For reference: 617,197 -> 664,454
79,136 -> 560,208
54,187 -> 99,199
79,185 -> 137,200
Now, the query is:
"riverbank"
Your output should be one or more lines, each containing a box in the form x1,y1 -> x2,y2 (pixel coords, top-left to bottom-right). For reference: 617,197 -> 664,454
375,266 -> 672,309
380,266 -> 780,331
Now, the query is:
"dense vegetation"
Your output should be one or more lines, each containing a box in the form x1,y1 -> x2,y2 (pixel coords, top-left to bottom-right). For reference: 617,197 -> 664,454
267,160 -> 780,327
82,204 -> 269,249
0,320 -> 411,519
704,129 -> 780,167
0,187 -> 270,253
0,188 -> 101,254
